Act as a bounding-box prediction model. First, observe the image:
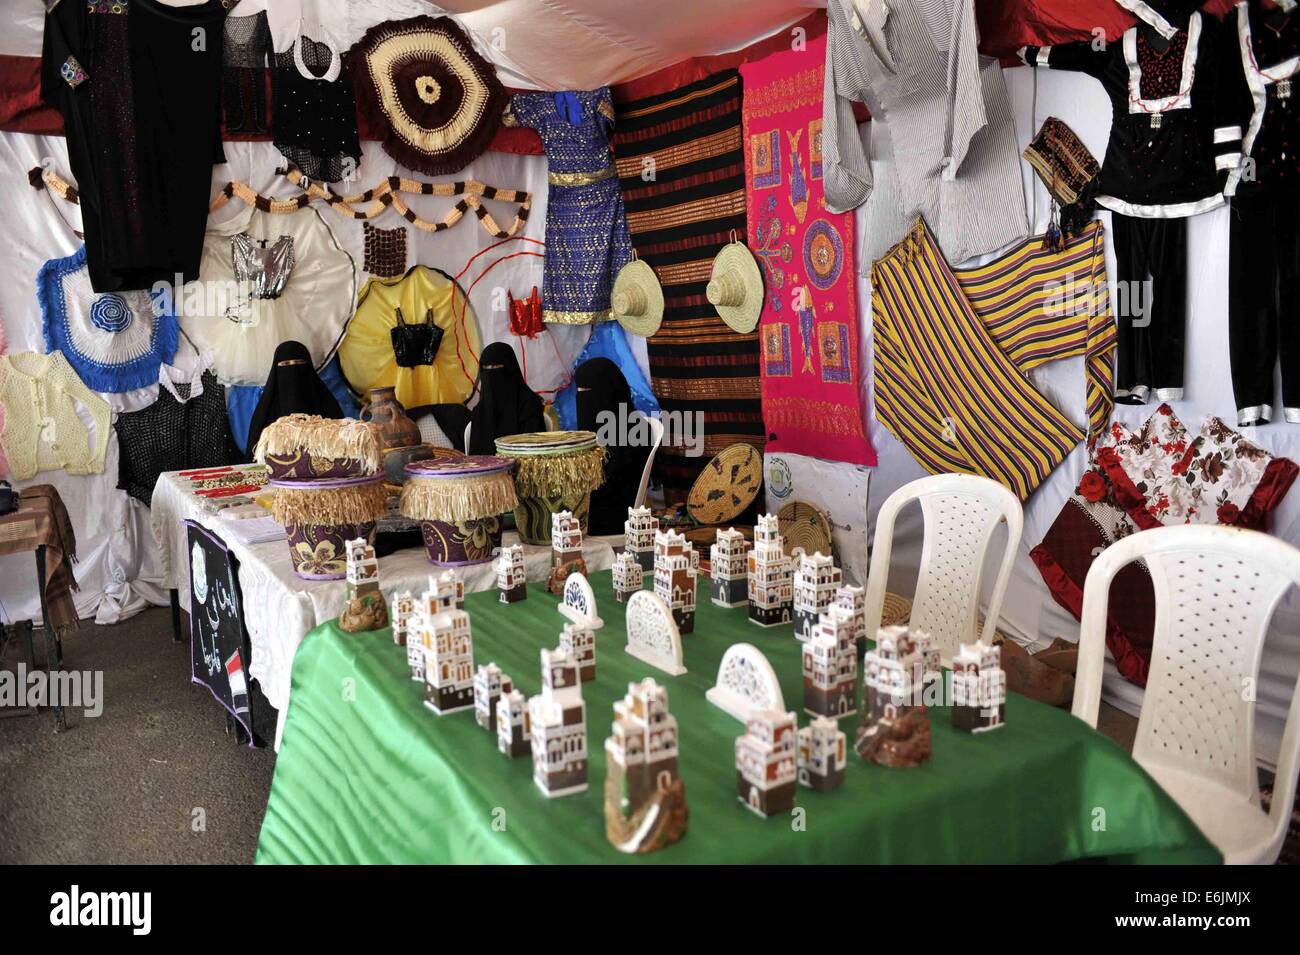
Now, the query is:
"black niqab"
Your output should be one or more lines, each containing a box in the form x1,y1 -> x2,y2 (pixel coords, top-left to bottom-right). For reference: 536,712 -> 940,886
577,357 -> 650,535
244,340 -> 344,457
468,342 -> 546,455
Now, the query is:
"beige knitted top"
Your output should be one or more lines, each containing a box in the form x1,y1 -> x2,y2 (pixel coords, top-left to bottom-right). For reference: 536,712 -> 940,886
0,351 -> 111,480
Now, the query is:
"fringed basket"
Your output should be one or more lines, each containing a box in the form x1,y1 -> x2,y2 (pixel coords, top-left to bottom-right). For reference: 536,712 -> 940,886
269,473 -> 390,580
495,431 -> 606,544
254,414 -> 385,480
400,456 -> 518,566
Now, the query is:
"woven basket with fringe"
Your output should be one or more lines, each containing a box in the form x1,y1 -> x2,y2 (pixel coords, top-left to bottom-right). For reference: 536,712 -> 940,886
400,456 -> 518,522
254,414 -> 385,474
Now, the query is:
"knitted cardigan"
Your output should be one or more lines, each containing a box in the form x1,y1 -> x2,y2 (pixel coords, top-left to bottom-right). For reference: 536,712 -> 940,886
0,351 -> 111,480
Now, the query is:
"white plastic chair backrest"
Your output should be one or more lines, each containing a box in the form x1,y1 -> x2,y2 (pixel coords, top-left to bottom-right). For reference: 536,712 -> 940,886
1074,525 -> 1300,811
633,416 -> 665,509
463,421 -> 472,453
864,474 -> 1023,664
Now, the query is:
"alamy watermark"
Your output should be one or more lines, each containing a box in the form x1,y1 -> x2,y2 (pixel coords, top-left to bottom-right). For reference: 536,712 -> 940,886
1045,272 -> 1155,327
594,404 -> 704,457
0,663 -> 103,718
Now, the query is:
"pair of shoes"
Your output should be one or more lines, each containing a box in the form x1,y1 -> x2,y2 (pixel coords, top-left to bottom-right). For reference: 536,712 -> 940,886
998,639 -> 1075,708
1035,637 -> 1078,675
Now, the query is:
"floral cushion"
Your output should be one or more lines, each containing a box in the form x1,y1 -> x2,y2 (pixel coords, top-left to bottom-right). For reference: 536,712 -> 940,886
1096,404 -> 1298,531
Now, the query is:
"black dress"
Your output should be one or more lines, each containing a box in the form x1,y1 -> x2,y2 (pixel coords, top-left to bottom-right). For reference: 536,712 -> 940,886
272,35 -> 362,182
115,369 -> 241,507
41,0 -> 227,292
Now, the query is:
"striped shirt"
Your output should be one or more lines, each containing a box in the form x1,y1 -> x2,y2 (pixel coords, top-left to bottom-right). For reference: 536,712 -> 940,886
823,0 -> 1029,264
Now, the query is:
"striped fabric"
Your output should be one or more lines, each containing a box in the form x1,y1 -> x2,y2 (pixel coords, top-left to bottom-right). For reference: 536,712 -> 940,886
612,70 -> 764,500
872,218 -> 1116,500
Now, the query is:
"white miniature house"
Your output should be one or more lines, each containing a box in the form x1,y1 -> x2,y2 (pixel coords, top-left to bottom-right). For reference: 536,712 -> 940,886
748,514 -> 792,627
412,573 -> 475,714
801,606 -> 858,719
474,663 -> 513,732
495,543 -> 527,603
792,550 -> 842,641
528,647 -> 588,797
653,527 -> 697,633
710,527 -> 749,608
391,590 -> 416,647
797,715 -> 847,791
951,641 -> 1007,733
735,708 -> 798,817
612,550 -> 644,602
624,505 -> 658,571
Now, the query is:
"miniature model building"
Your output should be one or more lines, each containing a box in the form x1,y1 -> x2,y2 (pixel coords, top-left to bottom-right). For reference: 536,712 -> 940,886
495,544 -> 527,603
735,708 -> 798,817
604,678 -> 688,853
339,537 -> 388,632
624,505 -> 658,572
612,550 -> 644,603
391,590 -> 416,647
856,625 -> 932,768
653,528 -> 697,634
951,641 -> 1007,733
496,687 -> 531,758
528,647 -> 588,797
548,510 -> 588,595
710,527 -> 749,608
801,606 -> 858,719
797,716 -> 847,792
474,663 -> 513,732
792,551 -> 841,641
747,514 -> 792,627
412,573 -> 475,714
560,620 -> 597,682
832,584 -> 866,653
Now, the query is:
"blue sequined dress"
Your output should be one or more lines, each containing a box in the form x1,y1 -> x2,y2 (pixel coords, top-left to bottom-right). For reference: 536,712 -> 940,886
507,88 -> 633,324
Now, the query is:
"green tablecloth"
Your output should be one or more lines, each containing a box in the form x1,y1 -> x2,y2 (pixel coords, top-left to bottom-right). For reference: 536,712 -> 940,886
256,571 -> 1219,864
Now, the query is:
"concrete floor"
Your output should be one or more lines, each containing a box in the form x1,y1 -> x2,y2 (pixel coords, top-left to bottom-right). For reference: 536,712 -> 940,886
0,608 -> 1139,864
0,608 -> 275,864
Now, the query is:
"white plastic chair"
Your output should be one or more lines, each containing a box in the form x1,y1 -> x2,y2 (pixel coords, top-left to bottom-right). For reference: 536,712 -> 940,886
633,416 -> 666,509
1073,524 -> 1300,864
863,474 -> 1023,665
464,412 -> 555,452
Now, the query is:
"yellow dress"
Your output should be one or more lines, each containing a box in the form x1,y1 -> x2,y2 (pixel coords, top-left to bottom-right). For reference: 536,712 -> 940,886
340,266 -> 481,408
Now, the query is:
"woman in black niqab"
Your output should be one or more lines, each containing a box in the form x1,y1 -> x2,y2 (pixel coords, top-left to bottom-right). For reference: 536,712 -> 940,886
244,340 -> 343,457
577,357 -> 650,535
468,342 -> 546,455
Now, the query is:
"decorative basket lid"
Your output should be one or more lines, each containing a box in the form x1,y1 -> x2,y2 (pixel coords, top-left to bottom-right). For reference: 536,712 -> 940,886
686,442 -> 762,525
400,455 -> 519,521
404,454 -> 515,479
494,430 -> 598,455
255,414 -> 384,472
777,500 -> 833,558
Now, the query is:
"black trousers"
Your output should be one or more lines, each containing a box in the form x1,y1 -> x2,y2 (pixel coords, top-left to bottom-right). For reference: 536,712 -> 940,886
1110,213 -> 1188,403
1228,188 -> 1300,425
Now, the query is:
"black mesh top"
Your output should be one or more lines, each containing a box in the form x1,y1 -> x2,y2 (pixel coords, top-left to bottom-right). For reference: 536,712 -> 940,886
223,10 -> 271,134
272,36 -> 363,182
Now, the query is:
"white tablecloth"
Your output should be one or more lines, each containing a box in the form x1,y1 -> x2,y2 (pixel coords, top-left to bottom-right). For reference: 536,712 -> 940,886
149,472 -> 616,748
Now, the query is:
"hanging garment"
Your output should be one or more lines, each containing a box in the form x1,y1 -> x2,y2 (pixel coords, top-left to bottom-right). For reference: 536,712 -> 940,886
41,0 -> 227,292
0,351 -> 111,480
1217,0 -> 1300,424
742,37 -> 875,468
505,88 -> 633,324
115,365 -> 240,506
467,342 -> 546,456
37,246 -> 179,394
611,70 -> 765,501
271,29 -> 362,183
1021,10 -> 1224,218
575,357 -> 651,535
223,8 -> 271,135
244,341 -> 344,459
872,218 -> 1116,501
822,0 -> 1029,264
350,15 -> 506,177
1109,213 -> 1188,402
180,204 -> 356,387
339,266 -> 481,410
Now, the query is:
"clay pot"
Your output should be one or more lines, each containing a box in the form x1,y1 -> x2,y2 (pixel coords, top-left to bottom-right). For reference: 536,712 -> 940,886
361,386 -> 421,450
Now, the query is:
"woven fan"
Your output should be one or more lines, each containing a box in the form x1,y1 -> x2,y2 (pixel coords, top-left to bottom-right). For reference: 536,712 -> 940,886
777,500 -> 833,557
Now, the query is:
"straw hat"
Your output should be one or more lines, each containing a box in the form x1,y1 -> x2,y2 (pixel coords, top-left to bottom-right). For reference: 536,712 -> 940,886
612,257 -> 664,337
707,240 -> 764,334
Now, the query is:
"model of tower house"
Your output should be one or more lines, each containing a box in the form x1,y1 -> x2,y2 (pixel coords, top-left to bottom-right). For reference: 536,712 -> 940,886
624,505 -> 658,571
549,510 -> 588,594
735,708 -> 798,817
560,620 -> 597,682
832,584 -> 867,654
496,687 -> 531,758
747,514 -> 792,627
345,538 -> 380,601
605,679 -> 681,823
653,528 -> 698,634
495,543 -> 527,604
793,551 -> 841,641
413,575 -> 475,715
528,647 -> 588,797
408,572 -> 461,681
710,527 -> 749,608
952,641 -> 1007,733
801,606 -> 858,719
391,590 -> 416,647
612,550 -> 644,603
863,625 -> 926,725
797,715 -> 847,792
474,663 -> 513,732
